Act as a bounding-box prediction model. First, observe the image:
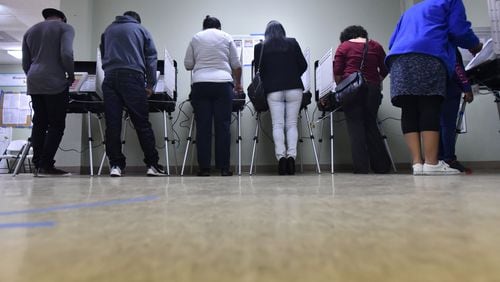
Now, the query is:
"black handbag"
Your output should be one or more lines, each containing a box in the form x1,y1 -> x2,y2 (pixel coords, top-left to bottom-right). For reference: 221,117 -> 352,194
247,43 -> 268,112
334,39 -> 369,107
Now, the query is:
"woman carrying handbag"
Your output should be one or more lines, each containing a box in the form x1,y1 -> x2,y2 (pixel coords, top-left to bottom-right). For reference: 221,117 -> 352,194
253,20 -> 307,175
333,25 -> 391,174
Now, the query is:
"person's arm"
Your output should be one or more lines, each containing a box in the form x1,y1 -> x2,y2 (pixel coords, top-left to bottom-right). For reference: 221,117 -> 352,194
454,61 -> 474,103
377,43 -> 389,80
293,39 -> 307,75
184,40 -> 195,71
448,0 -> 481,53
232,67 -> 242,92
333,43 -> 346,84
228,38 -> 242,92
60,25 -> 75,84
22,34 -> 31,75
143,29 -> 158,95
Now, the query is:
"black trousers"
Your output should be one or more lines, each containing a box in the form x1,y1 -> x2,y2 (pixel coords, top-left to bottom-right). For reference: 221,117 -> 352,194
30,90 -> 69,169
190,82 -> 232,170
342,85 -> 391,174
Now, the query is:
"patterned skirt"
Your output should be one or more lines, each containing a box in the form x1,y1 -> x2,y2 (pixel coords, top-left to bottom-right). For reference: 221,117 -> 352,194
389,53 -> 447,107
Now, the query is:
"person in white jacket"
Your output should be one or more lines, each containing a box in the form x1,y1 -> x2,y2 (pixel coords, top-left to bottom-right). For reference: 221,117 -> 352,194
184,15 -> 242,177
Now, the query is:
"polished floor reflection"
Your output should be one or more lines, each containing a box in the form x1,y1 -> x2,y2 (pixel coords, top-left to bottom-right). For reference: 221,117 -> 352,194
1,172 -> 500,282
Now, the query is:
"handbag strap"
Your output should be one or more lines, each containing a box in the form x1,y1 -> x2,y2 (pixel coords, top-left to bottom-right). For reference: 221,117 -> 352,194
359,38 -> 369,72
256,42 -> 264,73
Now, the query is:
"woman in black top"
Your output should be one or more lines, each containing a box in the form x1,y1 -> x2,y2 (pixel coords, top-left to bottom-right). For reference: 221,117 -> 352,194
254,21 -> 307,175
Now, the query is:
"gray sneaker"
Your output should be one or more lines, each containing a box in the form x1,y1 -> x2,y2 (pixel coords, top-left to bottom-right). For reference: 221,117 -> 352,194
147,164 -> 167,176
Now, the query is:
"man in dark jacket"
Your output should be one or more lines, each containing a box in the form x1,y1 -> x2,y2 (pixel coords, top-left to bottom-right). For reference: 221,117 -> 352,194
22,8 -> 74,177
100,11 -> 165,177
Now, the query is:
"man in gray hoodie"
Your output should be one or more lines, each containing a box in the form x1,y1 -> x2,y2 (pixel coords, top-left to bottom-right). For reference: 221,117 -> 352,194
100,11 -> 165,177
22,8 -> 74,177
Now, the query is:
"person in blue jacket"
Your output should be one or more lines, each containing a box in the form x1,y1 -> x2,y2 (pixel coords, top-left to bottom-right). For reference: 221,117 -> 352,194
386,0 -> 482,175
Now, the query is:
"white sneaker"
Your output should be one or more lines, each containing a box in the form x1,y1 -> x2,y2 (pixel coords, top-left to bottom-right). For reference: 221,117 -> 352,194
110,166 -> 122,177
412,163 -> 423,175
146,164 -> 167,176
423,161 -> 460,175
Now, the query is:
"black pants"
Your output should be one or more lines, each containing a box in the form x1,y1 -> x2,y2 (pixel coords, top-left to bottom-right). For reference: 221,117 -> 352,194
342,85 -> 391,174
190,82 -> 232,170
102,70 -> 159,169
399,95 -> 443,134
30,91 -> 69,169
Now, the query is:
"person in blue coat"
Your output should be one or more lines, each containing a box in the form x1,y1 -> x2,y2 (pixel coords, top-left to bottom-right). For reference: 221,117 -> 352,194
386,0 -> 482,175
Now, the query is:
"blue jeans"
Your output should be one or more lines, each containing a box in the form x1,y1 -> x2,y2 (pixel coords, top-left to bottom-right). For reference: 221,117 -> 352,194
103,70 -> 159,169
190,82 -> 232,170
439,87 -> 461,161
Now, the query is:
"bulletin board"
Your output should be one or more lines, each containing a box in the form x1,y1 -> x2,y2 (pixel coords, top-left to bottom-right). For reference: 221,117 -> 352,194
0,74 -> 32,128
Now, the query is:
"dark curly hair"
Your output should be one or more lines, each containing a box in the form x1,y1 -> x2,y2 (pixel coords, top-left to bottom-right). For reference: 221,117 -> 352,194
339,25 -> 368,42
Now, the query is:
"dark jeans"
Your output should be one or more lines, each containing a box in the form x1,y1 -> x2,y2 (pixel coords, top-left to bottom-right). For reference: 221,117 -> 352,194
102,70 -> 159,169
342,85 -> 391,174
30,91 -> 69,169
439,88 -> 462,161
190,82 -> 232,170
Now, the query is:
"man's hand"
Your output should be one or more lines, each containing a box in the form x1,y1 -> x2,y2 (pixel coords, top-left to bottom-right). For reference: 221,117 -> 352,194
463,92 -> 474,103
234,82 -> 243,93
469,43 -> 483,56
67,76 -> 75,87
145,87 -> 154,97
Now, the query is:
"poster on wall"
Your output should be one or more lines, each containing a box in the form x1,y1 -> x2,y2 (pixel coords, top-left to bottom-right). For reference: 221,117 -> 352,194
232,34 -> 264,67
0,74 -> 32,128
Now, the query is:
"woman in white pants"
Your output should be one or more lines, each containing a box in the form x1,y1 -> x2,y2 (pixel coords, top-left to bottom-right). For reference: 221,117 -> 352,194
254,21 -> 307,175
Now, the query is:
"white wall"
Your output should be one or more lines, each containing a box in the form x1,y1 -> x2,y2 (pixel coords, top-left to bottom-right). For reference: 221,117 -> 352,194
16,0 -> 499,170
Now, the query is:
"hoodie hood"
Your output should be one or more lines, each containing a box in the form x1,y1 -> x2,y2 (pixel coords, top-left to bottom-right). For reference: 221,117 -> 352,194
113,15 -> 138,24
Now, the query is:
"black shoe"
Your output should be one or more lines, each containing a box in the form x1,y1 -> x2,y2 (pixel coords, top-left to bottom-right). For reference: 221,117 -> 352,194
445,160 -> 471,173
197,168 -> 210,176
278,157 -> 287,175
287,157 -> 295,175
220,169 -> 233,176
37,167 -> 71,177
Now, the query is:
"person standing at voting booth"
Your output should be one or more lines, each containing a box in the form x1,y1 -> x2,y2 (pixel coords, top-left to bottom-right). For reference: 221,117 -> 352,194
438,48 -> 474,173
100,11 -> 166,177
386,0 -> 482,175
184,15 -> 242,177
333,25 -> 392,174
22,8 -> 74,177
253,20 -> 307,175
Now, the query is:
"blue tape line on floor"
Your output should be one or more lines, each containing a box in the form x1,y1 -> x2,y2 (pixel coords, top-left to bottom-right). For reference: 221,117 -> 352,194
0,195 -> 159,216
0,221 -> 56,229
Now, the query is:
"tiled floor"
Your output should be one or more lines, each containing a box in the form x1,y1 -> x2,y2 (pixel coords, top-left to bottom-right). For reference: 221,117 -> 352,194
1,172 -> 499,282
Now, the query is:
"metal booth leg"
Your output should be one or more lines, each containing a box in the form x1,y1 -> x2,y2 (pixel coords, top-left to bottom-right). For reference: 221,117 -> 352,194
163,111 -> 170,176
304,108 -> 321,174
377,118 -> 397,173
249,112 -> 261,175
181,111 -> 195,176
330,112 -> 335,174
87,111 -> 94,176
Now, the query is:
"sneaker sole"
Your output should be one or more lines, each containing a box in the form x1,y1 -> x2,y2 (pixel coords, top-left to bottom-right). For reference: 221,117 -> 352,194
36,173 -> 72,177
423,171 -> 461,175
